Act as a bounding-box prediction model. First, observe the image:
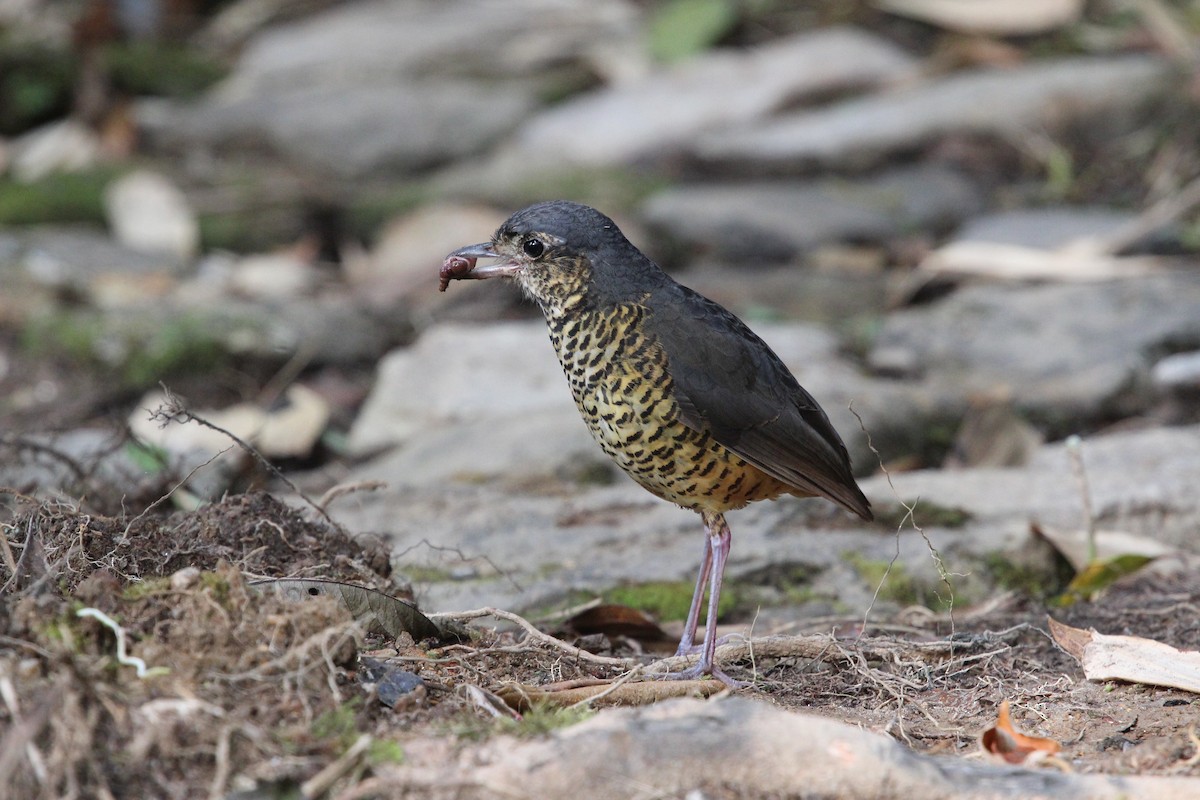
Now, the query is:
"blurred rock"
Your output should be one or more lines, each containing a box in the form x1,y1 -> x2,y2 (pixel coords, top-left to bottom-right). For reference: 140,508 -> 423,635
868,273 -> 1200,425
513,26 -> 916,167
642,164 -> 982,262
104,170 -> 200,259
216,0 -> 642,94
226,250 -> 323,300
947,207 -> 1137,249
148,0 -> 642,177
2,227 -> 182,309
9,119 -> 102,183
155,82 -> 536,178
346,322 -> 571,455
694,55 -> 1169,169
943,398 -> 1043,468
1153,350 -> 1200,391
876,0 -> 1084,35
354,203 -> 504,303
130,384 -> 330,462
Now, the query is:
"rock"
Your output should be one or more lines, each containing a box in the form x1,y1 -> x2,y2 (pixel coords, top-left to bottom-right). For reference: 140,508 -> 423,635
158,82 -> 537,178
9,119 -> 102,183
948,207 -> 1138,249
867,273 -> 1200,426
863,423 -> 1200,549
226,250 -> 322,300
694,55 -> 1169,169
216,0 -> 643,95
130,384 -> 330,462
642,164 -> 983,262
877,0 -> 1084,35
104,170 -> 199,260
148,0 -> 642,178
1153,350 -> 1200,391
354,203 -> 506,302
513,26 -> 916,167
346,323 -> 571,455
2,227 -> 183,309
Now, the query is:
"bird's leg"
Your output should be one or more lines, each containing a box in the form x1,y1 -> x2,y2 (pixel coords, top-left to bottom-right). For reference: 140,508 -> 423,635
674,532 -> 713,656
661,512 -> 743,688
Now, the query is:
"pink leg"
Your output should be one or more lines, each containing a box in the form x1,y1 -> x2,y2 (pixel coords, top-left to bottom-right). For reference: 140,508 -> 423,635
674,533 -> 713,656
663,512 -> 743,688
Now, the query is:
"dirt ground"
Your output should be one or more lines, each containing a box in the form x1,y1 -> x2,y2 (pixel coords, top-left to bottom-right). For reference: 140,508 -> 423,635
2,483 -> 1198,799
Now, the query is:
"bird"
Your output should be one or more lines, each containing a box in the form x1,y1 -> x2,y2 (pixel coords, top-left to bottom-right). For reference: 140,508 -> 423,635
442,200 -> 872,686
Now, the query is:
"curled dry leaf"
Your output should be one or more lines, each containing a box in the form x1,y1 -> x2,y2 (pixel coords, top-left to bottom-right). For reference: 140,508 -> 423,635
980,700 -> 1062,765
1049,617 -> 1200,694
250,578 -> 442,642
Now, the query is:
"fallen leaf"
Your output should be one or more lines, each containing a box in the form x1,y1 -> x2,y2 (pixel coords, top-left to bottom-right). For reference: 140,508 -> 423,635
1032,523 -> 1173,573
497,679 -> 723,711
1049,617 -> 1200,694
980,700 -> 1062,765
250,578 -> 441,642
563,603 -> 671,643
1056,554 -> 1155,605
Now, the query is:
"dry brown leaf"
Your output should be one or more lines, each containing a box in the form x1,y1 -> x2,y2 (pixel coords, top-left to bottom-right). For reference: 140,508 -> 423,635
1049,617 -> 1200,694
1032,523 -> 1173,573
980,700 -> 1062,765
563,603 -> 670,643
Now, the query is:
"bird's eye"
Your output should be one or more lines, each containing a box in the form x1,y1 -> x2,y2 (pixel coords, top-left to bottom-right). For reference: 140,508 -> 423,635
522,237 -> 545,258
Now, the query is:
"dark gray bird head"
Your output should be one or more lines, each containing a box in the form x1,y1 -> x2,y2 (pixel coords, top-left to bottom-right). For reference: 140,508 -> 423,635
445,200 -> 668,315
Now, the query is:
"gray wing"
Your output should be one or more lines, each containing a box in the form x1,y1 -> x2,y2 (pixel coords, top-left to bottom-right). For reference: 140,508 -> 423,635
645,285 -> 872,520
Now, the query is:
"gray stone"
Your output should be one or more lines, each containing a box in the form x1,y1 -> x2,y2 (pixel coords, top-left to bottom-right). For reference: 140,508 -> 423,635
1,227 -> 183,308
642,165 -> 983,262
694,55 -> 1169,168
346,323 -> 571,455
867,273 -> 1200,424
949,207 -> 1137,249
863,423 -> 1200,549
1154,350 -> 1200,390
216,0 -> 643,97
159,82 -> 536,178
514,26 -> 916,167
103,170 -> 199,260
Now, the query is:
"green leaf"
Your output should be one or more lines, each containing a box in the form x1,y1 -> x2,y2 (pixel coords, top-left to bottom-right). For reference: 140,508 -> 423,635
648,0 -> 738,63
1054,554 -> 1154,606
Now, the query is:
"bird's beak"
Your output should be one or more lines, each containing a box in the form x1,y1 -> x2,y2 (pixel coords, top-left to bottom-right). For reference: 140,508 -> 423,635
446,242 -> 522,279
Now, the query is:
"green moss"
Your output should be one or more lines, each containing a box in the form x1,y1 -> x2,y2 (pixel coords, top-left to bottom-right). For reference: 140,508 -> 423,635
0,38 -> 75,136
0,168 -> 123,226
498,703 -> 594,738
199,571 -> 233,606
873,499 -> 972,530
648,0 -> 737,63
844,552 -> 926,607
122,577 -> 173,601
606,580 -> 735,622
104,42 -> 226,99
366,739 -> 406,765
21,310 -> 229,390
311,700 -> 361,749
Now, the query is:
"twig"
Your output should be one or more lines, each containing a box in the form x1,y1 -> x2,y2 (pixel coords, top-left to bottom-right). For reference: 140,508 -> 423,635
1065,435 -> 1096,564
300,733 -> 372,799
149,386 -> 342,531
429,607 -> 632,668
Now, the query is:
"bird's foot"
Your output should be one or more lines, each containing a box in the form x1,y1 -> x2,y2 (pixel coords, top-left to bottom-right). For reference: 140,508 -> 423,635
655,661 -> 744,689
672,633 -> 744,658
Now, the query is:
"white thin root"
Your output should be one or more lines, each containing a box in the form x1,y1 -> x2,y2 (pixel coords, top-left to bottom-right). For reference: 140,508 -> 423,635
76,608 -> 169,679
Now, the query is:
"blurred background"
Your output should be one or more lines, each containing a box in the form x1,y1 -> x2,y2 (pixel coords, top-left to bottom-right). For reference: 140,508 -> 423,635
1,0 -> 1200,610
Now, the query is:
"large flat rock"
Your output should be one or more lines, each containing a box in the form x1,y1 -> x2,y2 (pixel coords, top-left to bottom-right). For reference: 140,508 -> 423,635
694,55 -> 1169,169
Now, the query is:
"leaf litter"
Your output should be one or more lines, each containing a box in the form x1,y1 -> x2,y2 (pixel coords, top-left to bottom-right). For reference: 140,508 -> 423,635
3,487 -> 1200,798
